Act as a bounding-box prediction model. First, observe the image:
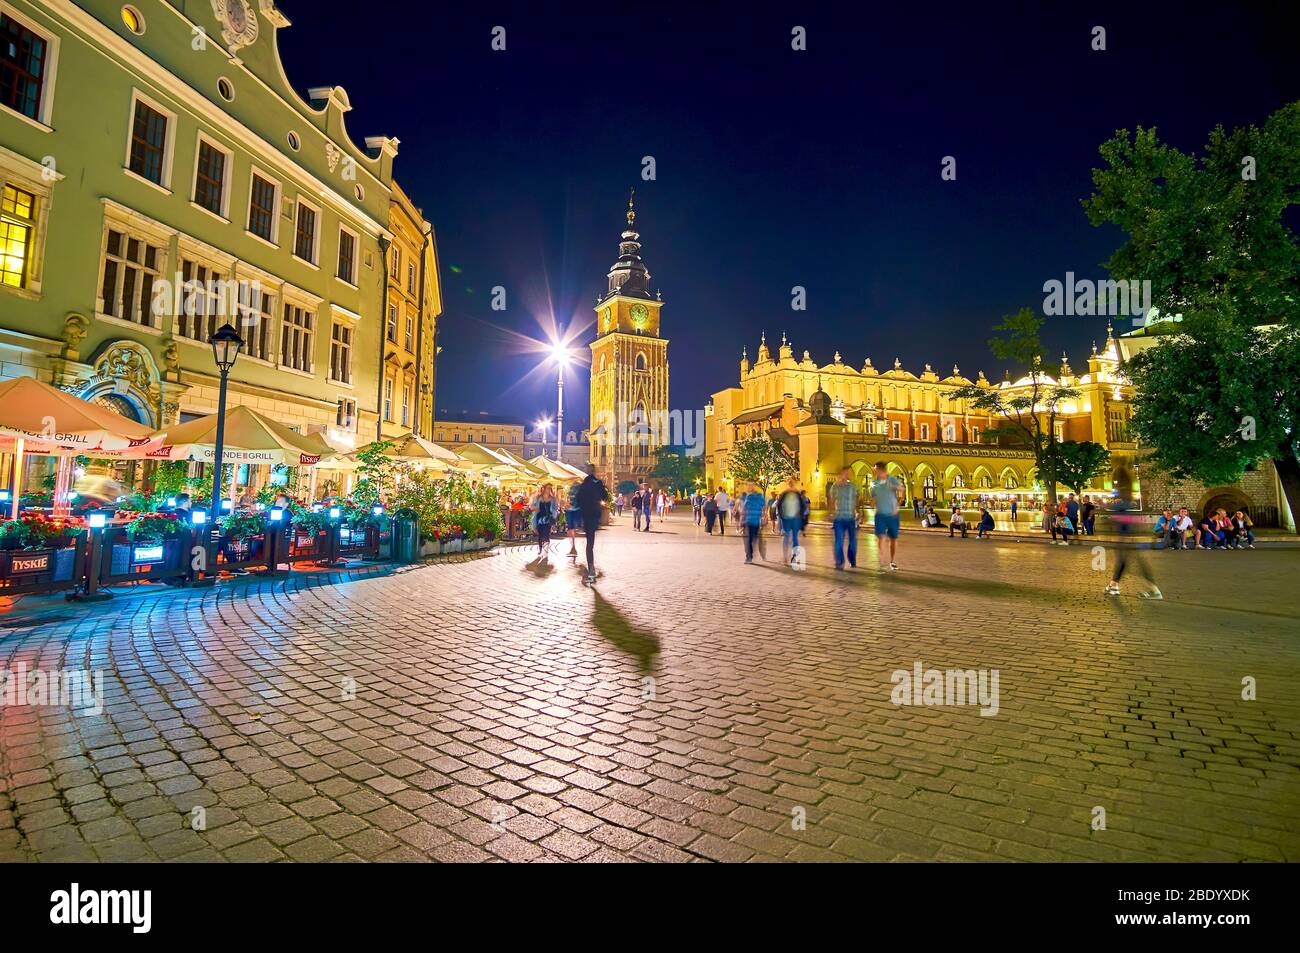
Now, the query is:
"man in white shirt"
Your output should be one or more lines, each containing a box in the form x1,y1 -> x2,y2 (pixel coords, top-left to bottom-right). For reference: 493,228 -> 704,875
713,489 -> 730,536
1171,507 -> 1194,550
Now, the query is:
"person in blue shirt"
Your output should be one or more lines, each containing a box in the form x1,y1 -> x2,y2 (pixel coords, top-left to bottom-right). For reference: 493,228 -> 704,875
976,506 -> 995,539
740,482 -> 767,564
531,483 -> 558,558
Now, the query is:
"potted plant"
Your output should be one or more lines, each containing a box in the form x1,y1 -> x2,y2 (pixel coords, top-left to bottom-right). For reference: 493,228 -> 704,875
111,511 -> 187,575
219,511 -> 267,563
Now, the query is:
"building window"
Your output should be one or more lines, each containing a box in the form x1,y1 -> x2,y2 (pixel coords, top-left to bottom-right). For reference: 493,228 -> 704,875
237,280 -> 275,362
128,97 -> 169,186
193,137 -> 228,216
383,377 -> 393,421
247,172 -> 277,243
407,261 -> 415,294
0,13 -> 47,122
386,303 -> 397,343
923,474 -> 936,501
971,425 -> 980,444
404,312 -> 413,351
389,246 -> 400,280
280,302 -> 314,372
919,423 -> 930,441
293,201 -> 317,264
101,228 -> 162,325
891,420 -> 901,440
177,258 -> 225,342
0,184 -> 35,288
1004,474 -> 1018,489
943,423 -> 955,442
329,321 -> 352,384
401,380 -> 411,427
635,352 -> 647,370
336,397 -> 356,431
336,227 -> 356,284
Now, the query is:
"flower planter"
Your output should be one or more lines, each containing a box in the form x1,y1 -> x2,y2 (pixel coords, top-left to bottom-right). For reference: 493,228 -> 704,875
0,546 -> 76,584
110,537 -> 184,576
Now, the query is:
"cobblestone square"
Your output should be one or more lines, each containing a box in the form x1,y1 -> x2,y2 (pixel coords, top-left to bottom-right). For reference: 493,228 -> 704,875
1,515 -> 1298,862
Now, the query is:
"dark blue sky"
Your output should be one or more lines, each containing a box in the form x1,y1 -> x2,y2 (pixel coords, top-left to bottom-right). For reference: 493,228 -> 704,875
278,1 -> 1297,428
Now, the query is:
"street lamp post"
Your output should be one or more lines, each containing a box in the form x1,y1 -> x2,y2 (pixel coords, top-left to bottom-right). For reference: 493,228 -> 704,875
551,344 -> 568,460
203,323 -> 243,584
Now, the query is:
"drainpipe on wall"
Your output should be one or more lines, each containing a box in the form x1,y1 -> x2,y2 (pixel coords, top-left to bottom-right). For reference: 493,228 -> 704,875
375,236 -> 391,443
413,224 -> 432,438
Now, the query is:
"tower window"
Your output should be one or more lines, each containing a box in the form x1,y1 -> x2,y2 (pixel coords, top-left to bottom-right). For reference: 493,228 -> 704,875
635,352 -> 647,371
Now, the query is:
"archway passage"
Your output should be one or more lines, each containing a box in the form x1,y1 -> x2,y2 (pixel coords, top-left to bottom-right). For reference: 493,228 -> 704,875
1199,488 -> 1253,522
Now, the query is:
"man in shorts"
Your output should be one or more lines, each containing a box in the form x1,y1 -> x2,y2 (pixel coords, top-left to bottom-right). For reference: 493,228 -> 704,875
871,462 -> 902,571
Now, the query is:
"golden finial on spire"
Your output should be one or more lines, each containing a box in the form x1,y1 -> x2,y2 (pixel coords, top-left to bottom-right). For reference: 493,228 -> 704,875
626,188 -> 635,226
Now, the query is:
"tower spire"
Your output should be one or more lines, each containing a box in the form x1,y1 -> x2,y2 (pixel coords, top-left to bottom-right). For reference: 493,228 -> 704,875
602,192 -> 652,300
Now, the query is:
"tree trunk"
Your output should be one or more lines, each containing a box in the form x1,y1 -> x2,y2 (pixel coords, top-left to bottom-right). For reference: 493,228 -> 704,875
1272,445 -> 1300,532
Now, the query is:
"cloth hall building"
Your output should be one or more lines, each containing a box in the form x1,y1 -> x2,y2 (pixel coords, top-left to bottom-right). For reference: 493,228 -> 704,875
705,328 -> 1138,510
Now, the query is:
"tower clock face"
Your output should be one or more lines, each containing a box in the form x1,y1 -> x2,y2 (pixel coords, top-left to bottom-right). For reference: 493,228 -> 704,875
630,304 -> 648,329
601,308 -> 613,331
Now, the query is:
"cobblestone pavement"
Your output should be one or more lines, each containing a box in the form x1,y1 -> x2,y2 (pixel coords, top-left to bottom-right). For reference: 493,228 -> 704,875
2,513 -> 1298,863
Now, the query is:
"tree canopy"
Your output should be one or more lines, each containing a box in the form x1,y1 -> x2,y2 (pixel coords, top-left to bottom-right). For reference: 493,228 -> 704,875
1083,101 -> 1300,514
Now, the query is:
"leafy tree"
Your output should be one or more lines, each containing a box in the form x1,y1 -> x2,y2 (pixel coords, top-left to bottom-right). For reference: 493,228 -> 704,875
1125,325 -> 1300,508
1046,440 -> 1111,495
649,445 -> 703,494
1083,102 -> 1300,513
1083,102 -> 1300,334
353,440 -> 399,509
950,307 -> 1080,506
726,435 -> 796,496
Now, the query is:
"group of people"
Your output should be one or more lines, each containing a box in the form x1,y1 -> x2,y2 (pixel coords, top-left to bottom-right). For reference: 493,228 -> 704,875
724,463 -> 905,572
1152,506 -> 1256,550
527,467 -> 609,583
919,504 -> 998,539
615,484 -> 670,531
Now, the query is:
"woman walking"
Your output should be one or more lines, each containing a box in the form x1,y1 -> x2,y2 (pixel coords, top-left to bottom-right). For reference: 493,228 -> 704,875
532,483 -> 558,558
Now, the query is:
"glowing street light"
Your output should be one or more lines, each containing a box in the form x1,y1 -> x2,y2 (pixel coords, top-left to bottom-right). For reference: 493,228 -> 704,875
550,343 -> 570,459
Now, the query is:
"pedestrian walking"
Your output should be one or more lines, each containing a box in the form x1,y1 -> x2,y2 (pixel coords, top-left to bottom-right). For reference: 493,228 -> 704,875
1104,472 -> 1162,599
1010,499 -> 1018,521
828,467 -> 859,569
775,478 -> 805,565
712,487 -> 730,536
704,493 -> 719,533
575,465 -> 608,583
871,461 -> 903,571
740,481 -> 766,563
564,479 -> 583,558
531,483 -> 558,557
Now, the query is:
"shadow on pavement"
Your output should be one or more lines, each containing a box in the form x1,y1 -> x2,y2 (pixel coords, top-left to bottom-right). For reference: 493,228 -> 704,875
592,592 -> 659,673
523,555 -> 555,578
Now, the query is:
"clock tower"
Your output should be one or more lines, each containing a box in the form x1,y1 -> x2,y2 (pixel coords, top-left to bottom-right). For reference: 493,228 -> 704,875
589,191 -> 669,489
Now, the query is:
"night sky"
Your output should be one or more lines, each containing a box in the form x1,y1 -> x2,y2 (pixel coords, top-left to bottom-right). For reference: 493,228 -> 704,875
277,1 -> 1297,429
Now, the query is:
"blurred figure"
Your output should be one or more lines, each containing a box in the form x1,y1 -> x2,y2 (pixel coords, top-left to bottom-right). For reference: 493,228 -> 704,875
739,481 -> 766,564
1104,470 -> 1162,599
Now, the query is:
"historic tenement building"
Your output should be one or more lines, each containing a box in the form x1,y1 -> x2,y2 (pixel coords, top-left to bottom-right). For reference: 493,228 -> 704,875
0,0 -> 440,487
380,181 -> 440,442
588,193 -> 669,488
706,327 -> 1140,509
